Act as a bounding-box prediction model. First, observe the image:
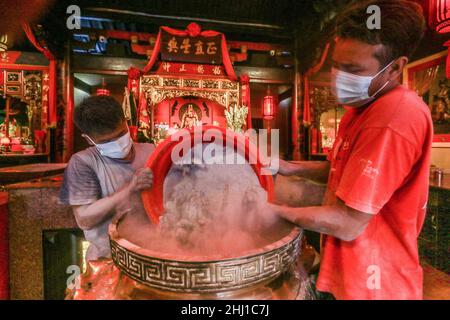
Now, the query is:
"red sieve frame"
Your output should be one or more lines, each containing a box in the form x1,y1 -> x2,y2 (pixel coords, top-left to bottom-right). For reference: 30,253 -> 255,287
141,126 -> 274,224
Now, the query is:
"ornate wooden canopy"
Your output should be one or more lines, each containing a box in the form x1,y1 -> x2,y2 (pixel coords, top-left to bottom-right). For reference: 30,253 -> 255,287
140,75 -> 240,109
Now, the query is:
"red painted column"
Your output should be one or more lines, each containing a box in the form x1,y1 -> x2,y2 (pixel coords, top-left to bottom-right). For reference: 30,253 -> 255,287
292,70 -> 301,160
48,59 -> 58,125
292,38 -> 302,160
0,192 -> 9,300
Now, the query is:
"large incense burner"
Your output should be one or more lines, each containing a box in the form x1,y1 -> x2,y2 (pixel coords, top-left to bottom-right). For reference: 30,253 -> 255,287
109,221 -> 303,298
109,127 -> 307,299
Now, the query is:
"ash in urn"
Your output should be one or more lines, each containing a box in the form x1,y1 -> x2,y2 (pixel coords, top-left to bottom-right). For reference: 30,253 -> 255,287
117,146 -> 291,259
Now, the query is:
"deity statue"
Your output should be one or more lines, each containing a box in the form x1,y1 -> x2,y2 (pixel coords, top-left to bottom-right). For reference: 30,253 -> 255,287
181,104 -> 200,129
432,80 -> 450,123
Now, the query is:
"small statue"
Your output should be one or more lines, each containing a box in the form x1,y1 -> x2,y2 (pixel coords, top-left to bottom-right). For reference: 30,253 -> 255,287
432,80 -> 450,123
225,104 -> 248,133
181,104 -> 199,129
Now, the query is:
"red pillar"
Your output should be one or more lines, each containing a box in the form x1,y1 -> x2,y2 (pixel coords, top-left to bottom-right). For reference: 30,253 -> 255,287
292,70 -> 301,160
48,59 -> 58,126
62,44 -> 74,162
292,38 -> 302,160
0,192 -> 9,300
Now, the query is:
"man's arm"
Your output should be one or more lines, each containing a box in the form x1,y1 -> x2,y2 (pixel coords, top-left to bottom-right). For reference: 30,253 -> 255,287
269,199 -> 373,242
72,168 -> 153,230
278,159 -> 330,183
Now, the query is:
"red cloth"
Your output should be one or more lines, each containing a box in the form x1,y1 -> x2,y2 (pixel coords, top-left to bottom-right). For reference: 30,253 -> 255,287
141,126 -> 274,224
316,86 -> 433,300
0,192 -> 9,300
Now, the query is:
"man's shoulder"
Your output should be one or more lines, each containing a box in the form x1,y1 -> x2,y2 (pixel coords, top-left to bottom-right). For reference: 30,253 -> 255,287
389,86 -> 432,133
366,86 -> 429,126
395,86 -> 430,116
68,147 -> 99,166
367,86 -> 432,146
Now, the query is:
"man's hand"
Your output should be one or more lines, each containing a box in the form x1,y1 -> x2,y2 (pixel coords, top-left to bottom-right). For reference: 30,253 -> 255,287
127,168 -> 154,193
71,168 -> 153,231
277,160 -> 330,184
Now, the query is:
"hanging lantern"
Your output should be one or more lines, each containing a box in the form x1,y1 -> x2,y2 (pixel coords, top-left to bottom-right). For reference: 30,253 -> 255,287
430,0 -> 450,34
263,86 -> 275,120
96,78 -> 110,96
96,88 -> 110,96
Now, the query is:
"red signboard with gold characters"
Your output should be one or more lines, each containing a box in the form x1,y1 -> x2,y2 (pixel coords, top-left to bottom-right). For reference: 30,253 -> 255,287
161,30 -> 223,65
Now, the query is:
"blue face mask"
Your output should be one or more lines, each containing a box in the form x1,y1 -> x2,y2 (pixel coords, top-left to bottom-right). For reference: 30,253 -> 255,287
331,60 -> 395,108
83,130 -> 133,159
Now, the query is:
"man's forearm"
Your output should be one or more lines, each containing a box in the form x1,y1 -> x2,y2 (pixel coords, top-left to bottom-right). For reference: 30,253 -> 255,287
73,185 -> 132,230
270,202 -> 371,242
279,160 -> 330,183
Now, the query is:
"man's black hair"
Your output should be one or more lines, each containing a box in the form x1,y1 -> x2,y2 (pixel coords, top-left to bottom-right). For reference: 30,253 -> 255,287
336,0 -> 426,66
74,95 -> 125,136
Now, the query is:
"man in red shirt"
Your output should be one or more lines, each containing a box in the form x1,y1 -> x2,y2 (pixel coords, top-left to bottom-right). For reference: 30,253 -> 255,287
270,0 -> 432,299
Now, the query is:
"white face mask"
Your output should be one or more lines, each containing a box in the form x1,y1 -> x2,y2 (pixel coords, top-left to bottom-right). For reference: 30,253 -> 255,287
83,130 -> 133,159
331,60 -> 395,108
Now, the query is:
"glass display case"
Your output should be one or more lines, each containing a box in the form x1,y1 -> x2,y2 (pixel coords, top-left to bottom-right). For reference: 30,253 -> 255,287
0,66 -> 51,162
308,81 -> 345,157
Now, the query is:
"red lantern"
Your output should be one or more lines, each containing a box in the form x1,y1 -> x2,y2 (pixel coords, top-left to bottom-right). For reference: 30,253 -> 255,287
263,86 -> 275,120
96,78 -> 110,96
430,0 -> 450,34
430,0 -> 450,78
96,88 -> 110,96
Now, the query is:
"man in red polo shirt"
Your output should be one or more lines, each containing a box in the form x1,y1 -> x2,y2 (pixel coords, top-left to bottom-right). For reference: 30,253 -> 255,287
270,0 -> 432,299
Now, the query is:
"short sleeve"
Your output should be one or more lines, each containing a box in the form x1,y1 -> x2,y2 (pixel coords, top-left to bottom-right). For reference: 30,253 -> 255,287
59,154 -> 101,205
335,127 -> 419,214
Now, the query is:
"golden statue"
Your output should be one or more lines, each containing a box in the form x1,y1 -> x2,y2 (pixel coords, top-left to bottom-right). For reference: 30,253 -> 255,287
180,104 -> 200,129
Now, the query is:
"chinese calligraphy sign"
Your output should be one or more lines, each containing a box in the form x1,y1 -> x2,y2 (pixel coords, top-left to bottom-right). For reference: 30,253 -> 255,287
161,30 -> 222,65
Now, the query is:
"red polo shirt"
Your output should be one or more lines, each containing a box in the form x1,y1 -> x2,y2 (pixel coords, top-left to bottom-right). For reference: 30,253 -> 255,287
316,85 -> 433,300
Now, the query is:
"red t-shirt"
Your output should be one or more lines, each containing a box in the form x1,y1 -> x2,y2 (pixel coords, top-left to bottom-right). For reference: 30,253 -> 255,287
316,85 -> 433,300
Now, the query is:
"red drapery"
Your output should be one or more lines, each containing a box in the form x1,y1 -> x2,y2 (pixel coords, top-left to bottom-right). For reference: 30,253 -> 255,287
302,43 -> 330,126
21,23 -> 57,125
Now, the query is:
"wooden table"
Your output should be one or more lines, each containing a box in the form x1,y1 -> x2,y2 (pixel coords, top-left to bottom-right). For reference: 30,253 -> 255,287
0,163 -> 67,185
0,153 -> 50,168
